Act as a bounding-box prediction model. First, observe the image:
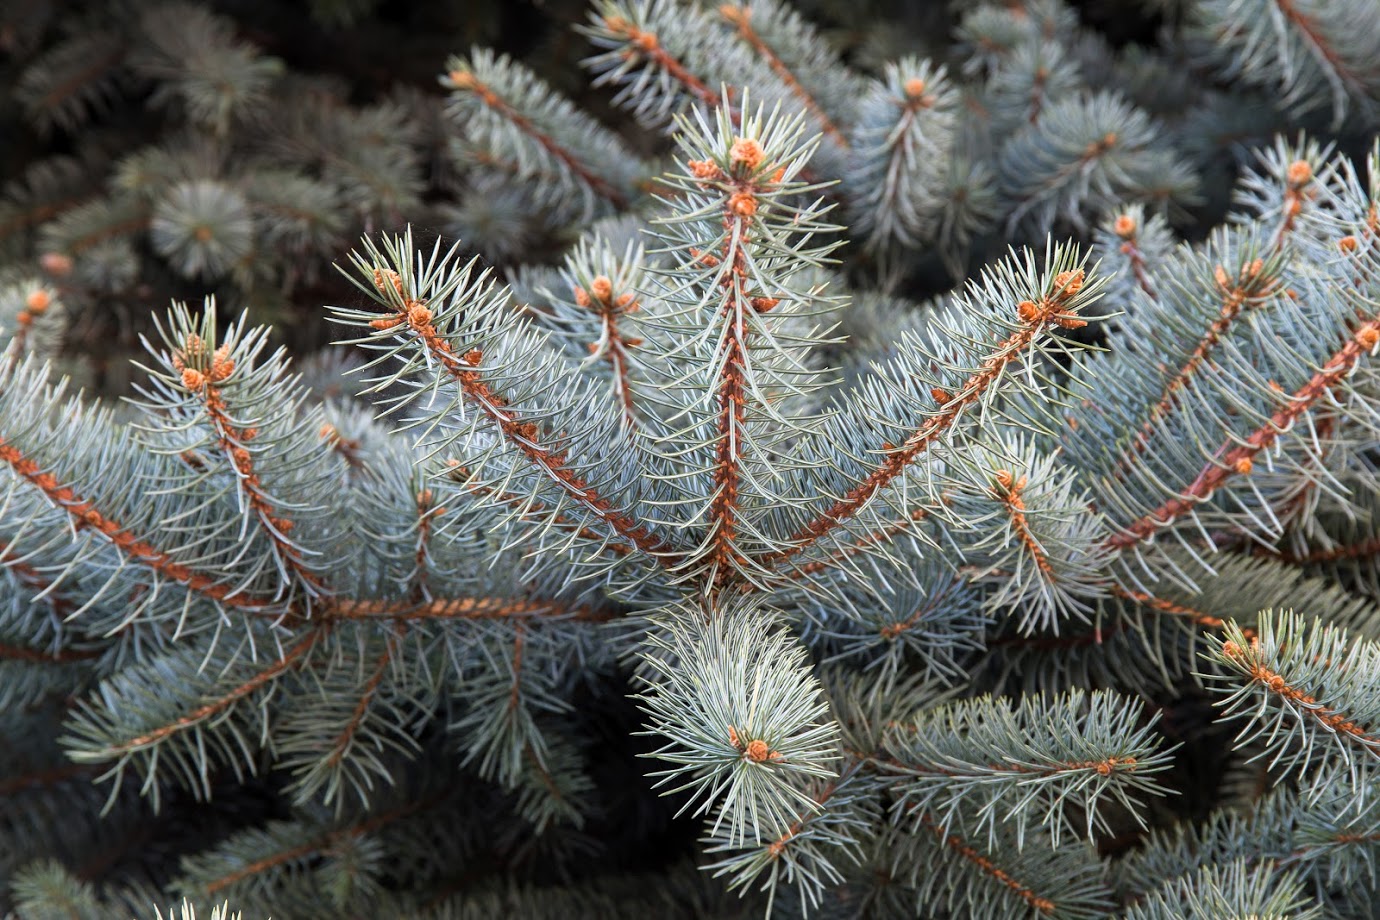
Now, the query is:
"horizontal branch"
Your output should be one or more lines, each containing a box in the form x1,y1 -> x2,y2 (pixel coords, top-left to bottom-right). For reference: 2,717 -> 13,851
204,794 -> 436,895
109,627 -> 324,755
1220,638 -> 1380,757
0,763 -> 99,798
0,640 -> 101,663
1110,584 -> 1255,640
0,436 -> 278,612
1273,534 -> 1380,565
321,596 -> 614,623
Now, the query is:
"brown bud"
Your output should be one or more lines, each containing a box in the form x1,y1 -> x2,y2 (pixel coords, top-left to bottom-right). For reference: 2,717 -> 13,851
406,303 -> 431,327
730,137 -> 764,171
744,739 -> 771,763
590,275 -> 613,303
181,368 -> 206,391
1052,269 -> 1084,298
25,290 -> 50,314
688,159 -> 721,180
1113,214 -> 1137,239
1286,159 -> 1312,186
729,191 -> 757,217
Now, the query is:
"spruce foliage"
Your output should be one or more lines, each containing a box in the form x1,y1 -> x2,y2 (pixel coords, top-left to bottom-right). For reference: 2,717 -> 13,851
4,0 -> 1380,918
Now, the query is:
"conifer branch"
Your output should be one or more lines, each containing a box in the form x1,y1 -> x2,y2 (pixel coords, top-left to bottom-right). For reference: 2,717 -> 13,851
1090,205 -> 1171,317
411,491 -> 438,602
1272,157 -> 1319,248
596,10 -> 725,110
767,269 -> 1088,565
1226,651 -> 1380,752
570,273 -> 641,429
362,263 -> 679,567
1109,156 -> 1313,468
321,596 -> 614,623
1110,585 -> 1255,639
321,633 -> 397,772
704,138 -> 771,586
178,337 -> 330,597
92,627 -> 324,758
1274,0 -> 1371,113
989,469 -> 1053,575
1111,255 -> 1283,481
28,39 -> 127,121
1276,534 -> 1380,565
0,437 -> 275,613
445,463 -> 632,558
777,507 -> 933,584
318,422 -> 365,471
0,640 -> 101,663
1112,212 -> 1159,300
1107,315 -> 1380,551
916,814 -> 1056,916
845,59 -> 957,253
1217,626 -> 1380,760
60,209 -> 151,256
716,3 -> 845,146
201,796 -> 434,895
882,691 -> 1171,849
3,284 -> 59,358
443,56 -> 631,210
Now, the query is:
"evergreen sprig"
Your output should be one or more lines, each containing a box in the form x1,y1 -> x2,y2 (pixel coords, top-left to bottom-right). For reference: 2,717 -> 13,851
7,1 -> 1380,916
